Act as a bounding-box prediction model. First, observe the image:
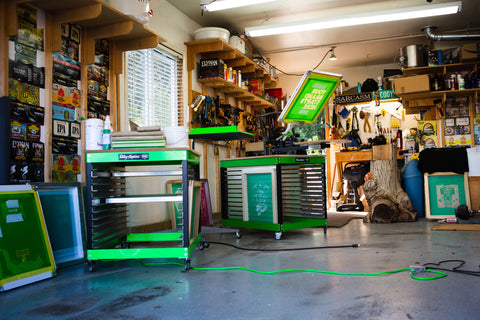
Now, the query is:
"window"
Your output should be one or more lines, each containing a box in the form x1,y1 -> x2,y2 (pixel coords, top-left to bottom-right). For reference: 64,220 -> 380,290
126,46 -> 183,128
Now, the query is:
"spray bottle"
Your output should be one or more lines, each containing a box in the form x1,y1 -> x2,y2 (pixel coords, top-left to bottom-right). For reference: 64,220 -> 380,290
102,115 -> 112,150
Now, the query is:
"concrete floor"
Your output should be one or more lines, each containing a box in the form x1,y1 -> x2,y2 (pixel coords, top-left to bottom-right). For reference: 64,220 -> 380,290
2,217 -> 480,320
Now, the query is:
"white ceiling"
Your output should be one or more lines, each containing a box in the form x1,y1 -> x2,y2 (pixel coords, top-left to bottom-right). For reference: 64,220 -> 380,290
167,0 -> 480,76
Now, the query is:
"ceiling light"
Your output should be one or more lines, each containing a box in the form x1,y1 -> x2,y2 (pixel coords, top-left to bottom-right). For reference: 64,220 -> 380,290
329,47 -> 337,61
203,0 -> 277,12
245,1 -> 461,37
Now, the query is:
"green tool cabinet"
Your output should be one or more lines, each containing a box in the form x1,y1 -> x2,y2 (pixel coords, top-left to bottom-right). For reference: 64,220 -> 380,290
85,148 -> 203,271
220,155 -> 327,239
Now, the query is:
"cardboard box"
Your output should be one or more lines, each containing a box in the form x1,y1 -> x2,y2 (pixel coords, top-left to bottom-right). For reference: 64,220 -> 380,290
393,74 -> 430,94
198,58 -> 225,79
247,79 -> 264,97
245,141 -> 264,152
460,43 -> 479,61
469,176 -> 480,210
372,144 -> 395,160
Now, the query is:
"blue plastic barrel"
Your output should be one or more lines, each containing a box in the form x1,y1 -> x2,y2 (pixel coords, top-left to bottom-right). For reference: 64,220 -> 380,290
402,159 -> 424,218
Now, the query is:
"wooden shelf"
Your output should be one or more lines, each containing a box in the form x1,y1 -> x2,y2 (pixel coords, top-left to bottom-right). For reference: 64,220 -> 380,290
23,0 -> 165,70
399,61 -> 479,148
185,38 -> 280,87
198,77 -> 275,108
398,88 -> 480,101
402,61 -> 479,76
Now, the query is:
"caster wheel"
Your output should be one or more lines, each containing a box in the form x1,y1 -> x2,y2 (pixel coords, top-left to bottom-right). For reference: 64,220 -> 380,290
184,260 -> 191,271
275,232 -> 282,240
324,226 -> 327,234
235,232 -> 241,238
198,242 -> 204,250
204,241 -> 209,248
88,262 -> 96,272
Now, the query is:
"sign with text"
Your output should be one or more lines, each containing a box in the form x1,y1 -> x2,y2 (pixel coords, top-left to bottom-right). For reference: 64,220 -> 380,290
278,70 -> 341,124
335,92 -> 373,105
378,89 -> 399,101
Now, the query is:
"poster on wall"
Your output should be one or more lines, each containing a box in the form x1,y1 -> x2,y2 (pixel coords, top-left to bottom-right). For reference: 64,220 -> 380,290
417,120 -> 437,150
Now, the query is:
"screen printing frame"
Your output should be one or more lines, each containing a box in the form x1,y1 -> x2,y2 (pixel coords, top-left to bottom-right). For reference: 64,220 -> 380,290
277,70 -> 342,124
31,182 -> 87,268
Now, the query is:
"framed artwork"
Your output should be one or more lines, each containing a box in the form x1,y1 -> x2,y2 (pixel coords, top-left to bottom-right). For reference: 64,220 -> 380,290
424,172 -> 470,219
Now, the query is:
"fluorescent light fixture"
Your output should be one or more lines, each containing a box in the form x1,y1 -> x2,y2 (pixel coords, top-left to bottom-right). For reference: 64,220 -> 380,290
204,0 -> 276,12
245,1 -> 461,37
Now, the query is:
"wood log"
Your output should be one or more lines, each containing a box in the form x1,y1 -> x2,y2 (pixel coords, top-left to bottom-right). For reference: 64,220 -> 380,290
363,144 -> 417,223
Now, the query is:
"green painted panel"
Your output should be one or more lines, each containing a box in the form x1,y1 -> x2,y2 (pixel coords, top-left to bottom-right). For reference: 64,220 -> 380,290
190,126 -> 253,135
86,149 -> 200,165
127,232 -> 183,242
246,173 -> 274,223
221,155 -> 325,167
221,157 -> 277,167
222,219 -> 282,232
281,216 -> 327,231
277,156 -> 325,165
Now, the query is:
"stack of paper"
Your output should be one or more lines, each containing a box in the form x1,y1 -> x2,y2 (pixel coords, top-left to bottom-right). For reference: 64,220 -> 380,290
111,130 -> 165,149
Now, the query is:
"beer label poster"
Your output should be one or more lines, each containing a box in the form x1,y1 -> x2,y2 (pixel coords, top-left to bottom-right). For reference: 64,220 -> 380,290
278,70 -> 341,124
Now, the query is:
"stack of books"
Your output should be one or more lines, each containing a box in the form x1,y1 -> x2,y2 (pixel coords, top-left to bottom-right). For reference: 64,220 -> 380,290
111,129 -> 166,149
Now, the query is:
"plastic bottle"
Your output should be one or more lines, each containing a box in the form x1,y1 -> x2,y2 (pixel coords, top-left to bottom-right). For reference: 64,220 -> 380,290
458,72 -> 465,90
377,76 -> 383,90
102,115 -> 112,150
396,129 -> 402,150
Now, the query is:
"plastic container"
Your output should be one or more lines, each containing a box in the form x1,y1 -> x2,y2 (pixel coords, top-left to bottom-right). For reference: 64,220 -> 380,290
85,118 -> 104,150
402,159 -> 424,218
109,0 -> 151,24
102,115 -> 112,150
193,27 -> 230,42
229,35 -> 245,54
467,147 -> 480,176
164,126 -> 189,148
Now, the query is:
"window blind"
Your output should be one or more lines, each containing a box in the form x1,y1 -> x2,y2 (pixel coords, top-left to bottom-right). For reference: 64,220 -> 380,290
127,46 -> 183,128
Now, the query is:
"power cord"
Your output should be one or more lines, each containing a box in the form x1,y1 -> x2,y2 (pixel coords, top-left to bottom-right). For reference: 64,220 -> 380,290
422,259 -> 480,277
244,34 -> 333,76
137,261 -> 446,281
207,241 -> 359,252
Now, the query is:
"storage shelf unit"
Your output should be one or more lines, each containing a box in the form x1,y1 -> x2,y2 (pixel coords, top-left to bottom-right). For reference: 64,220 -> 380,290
85,148 -> 202,271
220,155 -> 327,239
198,78 -> 275,108
186,38 -> 279,87
398,61 -> 480,147
185,38 -> 280,110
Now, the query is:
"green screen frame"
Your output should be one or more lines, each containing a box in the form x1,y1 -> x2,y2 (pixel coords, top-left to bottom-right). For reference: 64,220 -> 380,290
278,70 -> 342,124
424,172 -> 470,219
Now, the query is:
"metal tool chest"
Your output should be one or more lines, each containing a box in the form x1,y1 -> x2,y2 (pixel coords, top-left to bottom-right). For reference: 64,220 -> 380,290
85,148 -> 203,271
220,155 -> 327,239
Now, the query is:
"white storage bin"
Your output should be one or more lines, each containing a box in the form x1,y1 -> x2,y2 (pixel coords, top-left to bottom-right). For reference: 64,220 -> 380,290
229,36 -> 245,54
193,27 -> 230,42
467,147 -> 480,176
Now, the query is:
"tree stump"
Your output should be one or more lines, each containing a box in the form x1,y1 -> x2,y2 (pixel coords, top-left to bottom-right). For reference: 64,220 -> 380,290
363,144 -> 417,223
